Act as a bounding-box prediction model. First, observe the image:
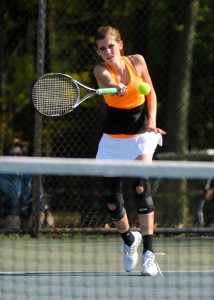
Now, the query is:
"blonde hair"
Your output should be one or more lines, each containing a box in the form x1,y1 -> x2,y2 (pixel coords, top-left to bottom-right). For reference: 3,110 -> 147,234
94,26 -> 124,56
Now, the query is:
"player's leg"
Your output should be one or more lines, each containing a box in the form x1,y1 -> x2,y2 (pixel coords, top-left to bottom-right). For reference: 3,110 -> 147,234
135,154 -> 158,276
103,177 -> 142,272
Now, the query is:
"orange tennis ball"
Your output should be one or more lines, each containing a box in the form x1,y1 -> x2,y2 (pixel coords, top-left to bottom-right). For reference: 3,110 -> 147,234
138,82 -> 151,95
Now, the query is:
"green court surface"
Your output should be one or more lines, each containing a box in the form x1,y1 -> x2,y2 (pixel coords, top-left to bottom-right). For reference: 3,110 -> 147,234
0,236 -> 213,299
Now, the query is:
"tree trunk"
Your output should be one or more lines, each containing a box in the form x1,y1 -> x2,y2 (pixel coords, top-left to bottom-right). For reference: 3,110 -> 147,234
165,0 -> 200,227
166,0 -> 200,154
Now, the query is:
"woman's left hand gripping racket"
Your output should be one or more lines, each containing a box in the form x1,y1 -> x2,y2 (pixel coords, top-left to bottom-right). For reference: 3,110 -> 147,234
32,73 -> 118,117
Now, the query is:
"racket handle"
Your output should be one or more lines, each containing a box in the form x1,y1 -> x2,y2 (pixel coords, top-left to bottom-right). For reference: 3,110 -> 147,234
97,88 -> 118,95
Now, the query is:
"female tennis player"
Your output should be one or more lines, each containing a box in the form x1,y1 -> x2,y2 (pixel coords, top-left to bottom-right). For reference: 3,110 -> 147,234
93,26 -> 166,276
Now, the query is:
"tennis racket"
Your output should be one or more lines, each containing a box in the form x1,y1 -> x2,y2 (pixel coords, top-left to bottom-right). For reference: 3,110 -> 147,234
32,73 -> 118,117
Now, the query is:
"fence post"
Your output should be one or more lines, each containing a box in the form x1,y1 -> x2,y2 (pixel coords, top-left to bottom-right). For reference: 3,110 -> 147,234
32,0 -> 46,237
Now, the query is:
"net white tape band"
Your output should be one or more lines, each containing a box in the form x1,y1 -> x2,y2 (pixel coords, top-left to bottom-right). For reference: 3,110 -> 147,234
0,157 -> 213,178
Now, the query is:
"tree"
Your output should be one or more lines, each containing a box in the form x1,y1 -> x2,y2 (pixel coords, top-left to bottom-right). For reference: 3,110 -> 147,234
163,0 -> 200,227
166,0 -> 200,154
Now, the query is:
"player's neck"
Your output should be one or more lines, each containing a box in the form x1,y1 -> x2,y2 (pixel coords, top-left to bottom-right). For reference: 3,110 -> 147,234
111,58 -> 129,85
108,58 -> 126,76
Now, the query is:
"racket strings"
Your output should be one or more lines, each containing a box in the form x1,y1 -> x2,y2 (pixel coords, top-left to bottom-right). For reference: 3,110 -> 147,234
32,74 -> 79,116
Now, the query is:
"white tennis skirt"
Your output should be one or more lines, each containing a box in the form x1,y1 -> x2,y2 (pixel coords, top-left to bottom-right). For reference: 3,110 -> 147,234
96,132 -> 163,160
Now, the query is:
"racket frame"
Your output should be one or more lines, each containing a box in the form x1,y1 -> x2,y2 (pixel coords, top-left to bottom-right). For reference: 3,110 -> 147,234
32,73 -> 118,117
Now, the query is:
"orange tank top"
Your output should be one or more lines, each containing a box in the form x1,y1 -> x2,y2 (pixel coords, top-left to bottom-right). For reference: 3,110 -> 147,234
103,56 -> 146,109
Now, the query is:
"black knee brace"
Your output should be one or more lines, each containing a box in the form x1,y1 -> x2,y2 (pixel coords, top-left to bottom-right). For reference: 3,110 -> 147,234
133,178 -> 155,214
103,177 -> 126,221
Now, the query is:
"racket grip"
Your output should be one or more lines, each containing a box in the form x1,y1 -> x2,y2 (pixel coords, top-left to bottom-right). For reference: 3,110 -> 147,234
97,88 -> 118,95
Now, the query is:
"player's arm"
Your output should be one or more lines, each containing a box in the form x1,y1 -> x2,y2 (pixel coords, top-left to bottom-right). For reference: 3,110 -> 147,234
131,54 -> 166,134
93,64 -> 127,96
131,54 -> 157,130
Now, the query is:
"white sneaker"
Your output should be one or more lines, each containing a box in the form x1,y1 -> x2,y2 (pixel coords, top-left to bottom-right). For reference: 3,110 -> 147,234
123,231 -> 142,272
142,250 -> 163,276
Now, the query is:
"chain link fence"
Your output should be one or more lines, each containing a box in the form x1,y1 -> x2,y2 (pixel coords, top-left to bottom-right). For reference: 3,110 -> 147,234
0,0 -> 214,232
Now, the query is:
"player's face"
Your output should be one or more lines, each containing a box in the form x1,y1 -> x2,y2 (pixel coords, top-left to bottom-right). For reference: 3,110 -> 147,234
96,36 -> 123,65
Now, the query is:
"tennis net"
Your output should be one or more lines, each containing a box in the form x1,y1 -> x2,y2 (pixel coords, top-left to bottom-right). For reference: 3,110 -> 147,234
0,157 -> 214,300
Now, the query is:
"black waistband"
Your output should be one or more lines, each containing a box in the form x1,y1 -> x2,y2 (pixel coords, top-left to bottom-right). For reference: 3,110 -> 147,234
103,104 -> 147,135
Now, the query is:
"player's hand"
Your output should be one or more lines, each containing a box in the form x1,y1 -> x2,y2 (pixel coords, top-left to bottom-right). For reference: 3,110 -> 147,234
147,126 -> 166,135
116,83 -> 127,97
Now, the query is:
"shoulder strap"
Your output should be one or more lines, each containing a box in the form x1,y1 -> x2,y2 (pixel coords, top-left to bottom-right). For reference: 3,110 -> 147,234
127,56 -> 141,76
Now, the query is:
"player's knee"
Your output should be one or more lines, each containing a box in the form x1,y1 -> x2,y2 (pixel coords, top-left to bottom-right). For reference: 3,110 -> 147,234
133,178 -> 155,214
103,177 -> 126,221
107,203 -> 117,211
106,197 -> 126,221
